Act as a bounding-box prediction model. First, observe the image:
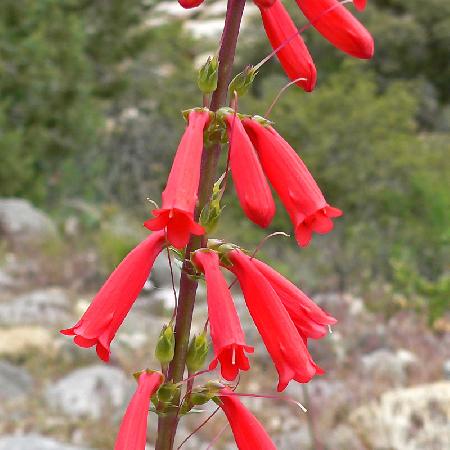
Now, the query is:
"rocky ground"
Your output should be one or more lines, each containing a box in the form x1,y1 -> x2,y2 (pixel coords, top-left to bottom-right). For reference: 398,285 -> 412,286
0,198 -> 449,450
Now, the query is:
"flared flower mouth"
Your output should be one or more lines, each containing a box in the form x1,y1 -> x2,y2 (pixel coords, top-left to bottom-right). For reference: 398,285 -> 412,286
209,343 -> 254,381
295,205 -> 343,246
60,317 -> 113,362
144,207 -> 204,249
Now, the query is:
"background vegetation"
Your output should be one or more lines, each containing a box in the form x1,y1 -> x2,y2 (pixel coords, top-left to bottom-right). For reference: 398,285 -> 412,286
0,0 -> 448,324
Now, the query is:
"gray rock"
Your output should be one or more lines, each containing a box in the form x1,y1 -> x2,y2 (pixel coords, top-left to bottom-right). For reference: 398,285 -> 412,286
0,288 -> 71,326
0,435 -> 92,450
115,309 -> 165,352
350,381 -> 450,450
273,425 -> 310,448
0,269 -> 14,289
0,326 -> 54,356
325,424 -> 364,450
0,361 -> 33,401
45,365 -> 133,420
361,348 -> 417,387
0,198 -> 57,245
150,254 -> 181,288
443,359 -> 450,380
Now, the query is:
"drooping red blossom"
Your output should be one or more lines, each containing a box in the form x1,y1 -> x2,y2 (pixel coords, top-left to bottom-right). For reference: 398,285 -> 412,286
354,0 -> 367,11
144,109 -> 211,249
61,231 -> 166,361
251,256 -> 336,339
258,0 -> 317,92
224,113 -> 275,228
178,0 -> 205,8
193,250 -> 254,380
227,249 -> 323,391
218,387 -> 277,450
242,117 -> 342,247
114,371 -> 163,450
294,0 -> 374,59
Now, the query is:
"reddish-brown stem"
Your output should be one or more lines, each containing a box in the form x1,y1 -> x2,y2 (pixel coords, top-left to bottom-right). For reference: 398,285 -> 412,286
155,1 -> 246,448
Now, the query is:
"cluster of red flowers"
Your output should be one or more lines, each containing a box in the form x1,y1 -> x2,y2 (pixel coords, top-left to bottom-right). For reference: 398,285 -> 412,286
181,0 -> 373,92
60,1 -> 373,448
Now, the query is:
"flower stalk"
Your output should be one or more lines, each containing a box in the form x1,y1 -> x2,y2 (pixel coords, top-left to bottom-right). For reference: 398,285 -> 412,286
155,1 -> 247,448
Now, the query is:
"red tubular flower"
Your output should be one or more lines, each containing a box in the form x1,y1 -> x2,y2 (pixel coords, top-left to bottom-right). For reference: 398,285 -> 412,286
224,113 -> 275,228
253,0 -> 276,7
354,0 -> 367,12
178,0 -> 205,9
294,0 -> 374,59
251,256 -> 337,339
242,117 -> 342,247
61,231 -> 166,361
228,249 -> 323,391
193,250 -> 254,380
217,387 -> 277,450
144,109 -> 210,249
114,371 -> 163,450
258,0 -> 317,92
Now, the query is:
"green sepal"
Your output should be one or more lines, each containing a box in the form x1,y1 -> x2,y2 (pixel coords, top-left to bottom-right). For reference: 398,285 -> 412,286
181,106 -> 213,122
252,114 -> 274,127
157,381 -> 181,403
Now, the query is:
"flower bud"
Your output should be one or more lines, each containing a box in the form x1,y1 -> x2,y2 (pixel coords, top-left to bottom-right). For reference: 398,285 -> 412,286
155,324 -> 175,364
228,66 -> 257,98
197,56 -> 219,94
186,332 -> 209,372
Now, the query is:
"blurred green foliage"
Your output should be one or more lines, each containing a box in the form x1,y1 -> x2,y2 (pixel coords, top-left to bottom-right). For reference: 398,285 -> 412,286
0,1 -> 448,322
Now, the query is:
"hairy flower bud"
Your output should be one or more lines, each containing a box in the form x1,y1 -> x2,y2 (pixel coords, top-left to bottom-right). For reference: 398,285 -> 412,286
155,324 -> 175,364
186,332 -> 209,373
197,56 -> 219,94
228,66 -> 258,97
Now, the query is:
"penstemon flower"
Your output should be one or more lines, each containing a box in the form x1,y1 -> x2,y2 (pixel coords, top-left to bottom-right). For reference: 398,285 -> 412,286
61,231 -> 166,361
354,0 -> 367,11
144,109 -> 211,249
193,249 -> 254,380
294,0 -> 374,58
224,112 -> 276,228
251,256 -> 337,339
114,371 -> 164,450
257,0 -> 317,92
242,117 -> 342,247
217,387 -> 277,450
178,0 -> 205,9
227,249 -> 323,391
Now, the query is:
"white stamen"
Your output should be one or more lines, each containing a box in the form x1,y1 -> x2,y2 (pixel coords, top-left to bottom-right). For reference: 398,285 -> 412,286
328,325 -> 333,334
295,401 -> 308,413
231,346 -> 236,365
